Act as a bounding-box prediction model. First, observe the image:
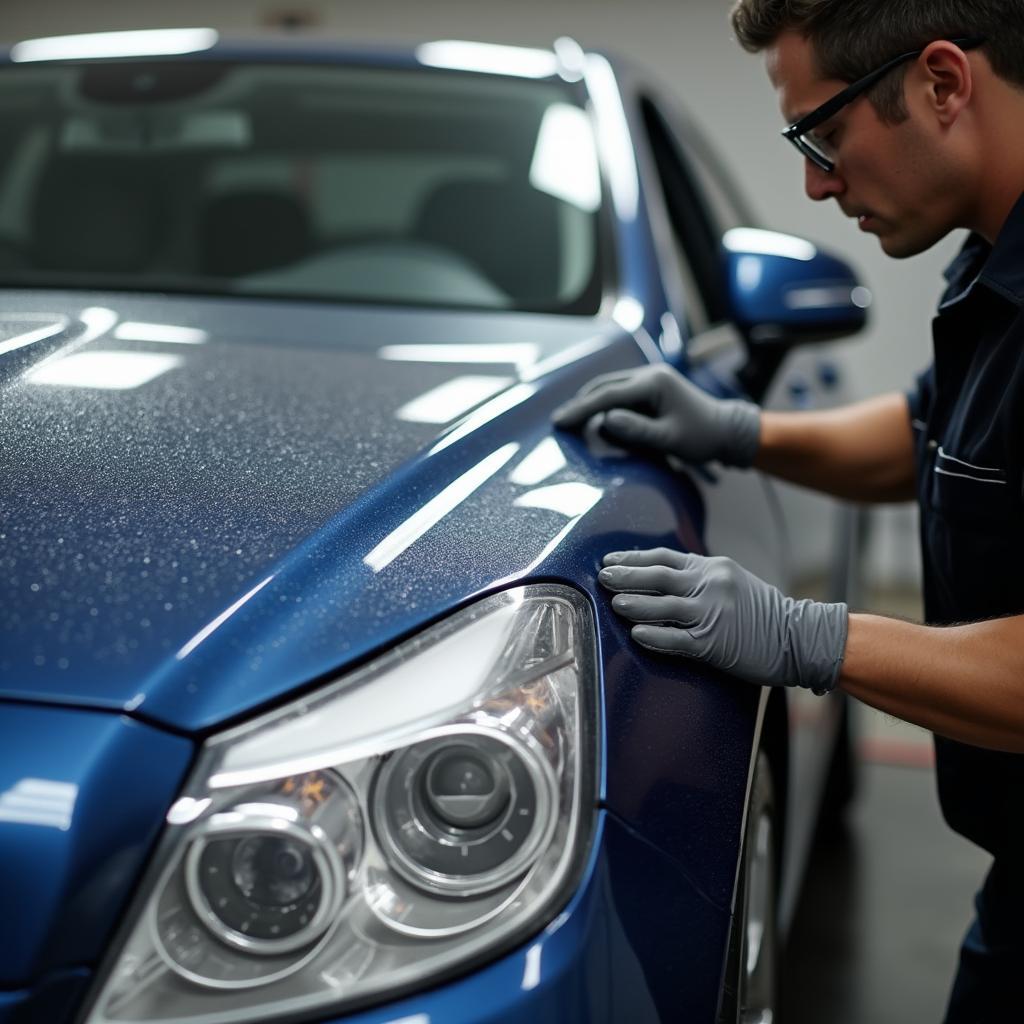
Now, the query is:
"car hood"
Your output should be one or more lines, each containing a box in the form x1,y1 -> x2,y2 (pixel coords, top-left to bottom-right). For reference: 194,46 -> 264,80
0,291 -> 650,731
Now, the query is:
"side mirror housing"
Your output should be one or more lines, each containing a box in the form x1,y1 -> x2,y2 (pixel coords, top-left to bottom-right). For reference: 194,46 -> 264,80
721,227 -> 871,399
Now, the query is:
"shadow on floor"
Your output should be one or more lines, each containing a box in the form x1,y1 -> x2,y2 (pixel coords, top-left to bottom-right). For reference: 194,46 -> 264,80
783,763 -> 990,1024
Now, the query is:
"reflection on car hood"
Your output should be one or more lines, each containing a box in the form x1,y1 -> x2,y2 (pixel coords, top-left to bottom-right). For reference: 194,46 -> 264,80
0,291 -> 646,730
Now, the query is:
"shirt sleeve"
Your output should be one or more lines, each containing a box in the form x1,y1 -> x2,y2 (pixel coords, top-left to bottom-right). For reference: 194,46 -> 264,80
906,364 -> 934,429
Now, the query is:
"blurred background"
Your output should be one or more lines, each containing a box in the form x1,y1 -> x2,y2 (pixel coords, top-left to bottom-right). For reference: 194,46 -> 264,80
1,3 -> 990,1020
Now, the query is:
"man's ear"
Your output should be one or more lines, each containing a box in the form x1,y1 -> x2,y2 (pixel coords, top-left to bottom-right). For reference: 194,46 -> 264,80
917,40 -> 974,126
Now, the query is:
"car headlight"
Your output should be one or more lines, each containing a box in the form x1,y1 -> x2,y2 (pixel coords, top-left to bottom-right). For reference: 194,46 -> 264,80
84,584 -> 598,1023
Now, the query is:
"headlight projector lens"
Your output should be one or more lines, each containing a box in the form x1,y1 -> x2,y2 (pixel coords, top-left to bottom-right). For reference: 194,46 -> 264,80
374,727 -> 557,896
186,822 -> 337,953
423,744 -> 511,829
153,771 -> 360,989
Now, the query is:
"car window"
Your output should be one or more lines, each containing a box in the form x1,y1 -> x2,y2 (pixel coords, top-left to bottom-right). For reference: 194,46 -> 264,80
638,97 -> 732,331
664,110 -> 753,236
0,62 -> 604,315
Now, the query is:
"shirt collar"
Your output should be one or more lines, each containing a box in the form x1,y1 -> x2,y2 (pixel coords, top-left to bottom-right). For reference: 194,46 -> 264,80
942,232 -> 987,289
976,189 -> 1024,305
939,190 -> 1024,309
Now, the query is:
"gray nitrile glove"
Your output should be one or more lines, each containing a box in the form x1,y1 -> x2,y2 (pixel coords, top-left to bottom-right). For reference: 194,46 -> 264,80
552,364 -> 761,468
598,548 -> 848,694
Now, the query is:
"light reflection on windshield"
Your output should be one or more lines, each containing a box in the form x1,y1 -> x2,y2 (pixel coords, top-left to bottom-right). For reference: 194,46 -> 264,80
529,104 -> 601,212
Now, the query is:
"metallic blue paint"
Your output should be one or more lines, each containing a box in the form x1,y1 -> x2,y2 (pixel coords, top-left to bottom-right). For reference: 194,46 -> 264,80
0,704 -> 192,986
600,611 -> 760,912
0,968 -> 90,1024
725,243 -> 868,339
0,293 -> 686,732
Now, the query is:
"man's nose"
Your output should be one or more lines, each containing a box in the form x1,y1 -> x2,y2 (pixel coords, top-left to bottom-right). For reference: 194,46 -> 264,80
804,159 -> 845,201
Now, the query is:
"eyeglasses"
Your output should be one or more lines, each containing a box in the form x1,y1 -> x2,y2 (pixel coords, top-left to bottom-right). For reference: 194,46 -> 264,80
782,35 -> 986,173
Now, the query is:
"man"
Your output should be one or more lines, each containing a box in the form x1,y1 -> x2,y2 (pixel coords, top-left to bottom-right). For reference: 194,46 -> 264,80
553,1 -> 1024,1019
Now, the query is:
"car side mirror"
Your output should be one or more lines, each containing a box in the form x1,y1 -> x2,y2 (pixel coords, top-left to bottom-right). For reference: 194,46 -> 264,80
721,228 -> 871,400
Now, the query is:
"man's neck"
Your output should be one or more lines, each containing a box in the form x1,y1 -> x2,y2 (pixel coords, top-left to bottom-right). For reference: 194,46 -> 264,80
973,172 -> 1024,245
967,83 -> 1024,243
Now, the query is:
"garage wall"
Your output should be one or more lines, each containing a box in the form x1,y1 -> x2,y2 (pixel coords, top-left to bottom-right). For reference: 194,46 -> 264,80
4,0 -> 950,587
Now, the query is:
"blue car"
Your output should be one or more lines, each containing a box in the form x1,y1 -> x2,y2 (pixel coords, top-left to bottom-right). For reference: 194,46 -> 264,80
0,30 -> 868,1024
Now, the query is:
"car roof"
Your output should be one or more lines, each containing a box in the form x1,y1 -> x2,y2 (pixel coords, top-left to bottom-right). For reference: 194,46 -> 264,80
0,29 -> 608,79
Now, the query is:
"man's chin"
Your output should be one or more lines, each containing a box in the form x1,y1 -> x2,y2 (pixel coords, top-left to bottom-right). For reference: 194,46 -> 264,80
878,235 -> 919,259
876,223 -> 949,260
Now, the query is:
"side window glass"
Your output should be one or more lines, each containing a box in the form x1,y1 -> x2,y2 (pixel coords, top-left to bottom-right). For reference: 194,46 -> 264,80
639,97 -> 731,331
670,117 -> 751,234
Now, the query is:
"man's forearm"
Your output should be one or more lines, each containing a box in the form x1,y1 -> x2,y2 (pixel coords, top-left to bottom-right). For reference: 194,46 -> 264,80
754,393 -> 916,502
840,613 -> 1024,753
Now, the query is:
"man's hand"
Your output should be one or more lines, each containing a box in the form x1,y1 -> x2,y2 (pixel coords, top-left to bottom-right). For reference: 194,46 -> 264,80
552,364 -> 761,468
598,547 -> 848,693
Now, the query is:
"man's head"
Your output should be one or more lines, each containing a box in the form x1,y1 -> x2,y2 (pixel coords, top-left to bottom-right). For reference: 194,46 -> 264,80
731,0 -> 1024,255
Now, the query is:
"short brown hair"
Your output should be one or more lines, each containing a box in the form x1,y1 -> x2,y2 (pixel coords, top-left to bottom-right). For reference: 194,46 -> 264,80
730,0 -> 1024,121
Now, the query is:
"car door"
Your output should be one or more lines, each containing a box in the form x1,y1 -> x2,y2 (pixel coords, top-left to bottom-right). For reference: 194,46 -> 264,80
631,87 -> 850,927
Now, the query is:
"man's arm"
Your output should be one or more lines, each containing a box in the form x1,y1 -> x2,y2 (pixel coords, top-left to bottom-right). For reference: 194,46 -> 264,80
756,392 -> 916,502
553,366 -> 916,504
599,548 -> 1024,756
841,613 -> 1024,754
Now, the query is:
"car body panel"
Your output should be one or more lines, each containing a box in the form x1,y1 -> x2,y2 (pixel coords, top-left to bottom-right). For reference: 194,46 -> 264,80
0,703 -> 192,986
0,293 -> 648,726
0,969 -> 91,1024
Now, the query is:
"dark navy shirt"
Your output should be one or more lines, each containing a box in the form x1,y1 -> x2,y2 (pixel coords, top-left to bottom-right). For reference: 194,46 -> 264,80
908,191 -> 1024,858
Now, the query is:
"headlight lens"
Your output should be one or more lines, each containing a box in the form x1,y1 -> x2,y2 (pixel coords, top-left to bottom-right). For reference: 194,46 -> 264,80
85,584 -> 597,1023
373,726 -> 556,899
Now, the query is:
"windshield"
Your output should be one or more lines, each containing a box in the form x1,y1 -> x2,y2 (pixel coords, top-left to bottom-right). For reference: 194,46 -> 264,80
0,61 -> 604,313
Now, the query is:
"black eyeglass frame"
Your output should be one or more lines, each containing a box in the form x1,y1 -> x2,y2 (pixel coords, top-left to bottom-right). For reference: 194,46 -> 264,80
781,35 -> 987,173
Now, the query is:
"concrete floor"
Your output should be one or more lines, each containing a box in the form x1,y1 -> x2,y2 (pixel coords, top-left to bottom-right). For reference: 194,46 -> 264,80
784,727 -> 992,1023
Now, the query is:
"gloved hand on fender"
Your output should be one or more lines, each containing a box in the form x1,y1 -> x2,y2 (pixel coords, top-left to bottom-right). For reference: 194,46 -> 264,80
552,363 -> 761,468
598,548 -> 849,694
